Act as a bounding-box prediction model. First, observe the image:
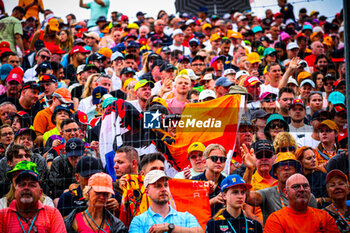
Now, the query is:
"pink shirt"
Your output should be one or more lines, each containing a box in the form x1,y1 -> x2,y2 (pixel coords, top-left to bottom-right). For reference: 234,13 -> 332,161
0,200 -> 66,233
166,98 -> 188,114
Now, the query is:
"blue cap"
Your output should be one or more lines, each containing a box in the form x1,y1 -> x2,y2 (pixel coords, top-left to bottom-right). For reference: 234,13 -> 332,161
263,47 -> 276,57
37,61 -> 52,70
189,38 -> 200,45
65,138 -> 85,157
252,25 -> 263,34
328,91 -> 345,105
265,113 -> 289,131
127,41 -> 139,48
215,77 -> 233,87
197,6 -> 208,12
221,174 -> 252,192
116,43 -> 126,52
92,86 -> 108,105
15,170 -> 40,183
0,64 -> 12,81
302,24 -> 313,31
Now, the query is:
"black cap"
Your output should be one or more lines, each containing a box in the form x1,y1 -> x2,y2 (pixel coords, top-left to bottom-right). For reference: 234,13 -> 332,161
151,59 -> 164,69
251,140 -> 275,158
120,67 -> 136,75
160,62 -> 176,72
136,11 -> 146,17
65,138 -> 85,157
36,61 -> 52,73
323,73 -> 336,82
34,39 -> 45,51
251,109 -> 268,120
76,156 -> 103,178
14,128 -> 37,141
83,64 -> 99,73
22,81 -> 39,90
127,41 -> 139,48
191,55 -> 205,63
311,110 -> 330,121
260,36 -> 273,44
88,53 -> 105,62
161,46 -> 171,53
96,16 -> 107,24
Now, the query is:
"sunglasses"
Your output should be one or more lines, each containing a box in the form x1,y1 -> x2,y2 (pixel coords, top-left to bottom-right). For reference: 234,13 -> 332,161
64,128 -> 80,133
263,98 -> 276,102
207,156 -> 227,163
324,82 -> 334,86
270,123 -> 284,129
278,146 -> 295,153
40,55 -> 50,60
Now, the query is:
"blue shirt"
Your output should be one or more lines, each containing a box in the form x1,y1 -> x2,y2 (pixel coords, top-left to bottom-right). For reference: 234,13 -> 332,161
129,206 -> 201,233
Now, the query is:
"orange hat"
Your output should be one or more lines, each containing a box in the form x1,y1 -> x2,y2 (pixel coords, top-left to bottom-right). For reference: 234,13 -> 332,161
52,88 -> 73,104
297,71 -> 311,82
310,32 -> 320,41
317,120 -> 339,133
98,47 -> 113,59
88,172 -> 115,194
246,52 -> 261,64
48,18 -> 59,32
229,31 -> 243,39
210,33 -> 221,42
323,36 -> 333,47
202,23 -> 212,31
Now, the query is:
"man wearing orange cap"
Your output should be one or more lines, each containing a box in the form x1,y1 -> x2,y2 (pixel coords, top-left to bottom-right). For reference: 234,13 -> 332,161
0,6 -> 25,54
33,88 -> 73,140
30,18 -> 60,51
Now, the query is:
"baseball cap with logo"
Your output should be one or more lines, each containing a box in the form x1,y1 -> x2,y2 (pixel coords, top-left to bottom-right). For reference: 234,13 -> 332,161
92,86 -> 108,105
14,128 -> 37,141
244,76 -> 261,87
66,137 -> 85,157
290,99 -> 305,109
88,172 -> 115,194
22,81 -> 39,90
187,142 -> 206,155
120,67 -> 136,75
72,111 -> 90,126
221,174 -> 252,192
144,170 -> 171,187
76,156 -> 103,178
134,79 -> 154,92
199,89 -> 216,101
70,46 -> 90,55
38,74 -> 57,83
6,73 -> 23,84
52,88 -> 73,104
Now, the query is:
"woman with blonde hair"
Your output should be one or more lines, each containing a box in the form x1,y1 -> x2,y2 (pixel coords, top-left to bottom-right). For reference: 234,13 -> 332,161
81,73 -> 100,99
58,28 -> 74,52
64,173 -> 127,233
273,131 -> 298,154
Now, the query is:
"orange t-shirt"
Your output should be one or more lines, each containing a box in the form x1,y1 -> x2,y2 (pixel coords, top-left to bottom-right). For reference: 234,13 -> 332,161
264,206 -> 340,233
33,107 -> 55,135
251,171 -> 278,221
18,0 -> 44,20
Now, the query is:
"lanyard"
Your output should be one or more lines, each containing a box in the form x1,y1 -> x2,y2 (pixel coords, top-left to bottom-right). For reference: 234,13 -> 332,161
16,212 -> 38,233
276,187 -> 286,208
226,215 -> 248,233
331,204 -> 350,228
85,210 -> 111,233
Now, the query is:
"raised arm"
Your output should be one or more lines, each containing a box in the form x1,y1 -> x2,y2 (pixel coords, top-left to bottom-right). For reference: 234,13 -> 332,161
278,57 -> 301,89
79,0 -> 89,8
94,0 -> 106,6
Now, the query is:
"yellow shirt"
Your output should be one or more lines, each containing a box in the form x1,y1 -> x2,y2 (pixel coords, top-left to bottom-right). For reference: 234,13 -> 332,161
251,171 -> 278,220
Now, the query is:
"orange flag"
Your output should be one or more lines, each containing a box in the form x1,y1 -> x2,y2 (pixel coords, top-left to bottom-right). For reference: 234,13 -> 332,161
160,95 -> 242,170
119,175 -> 211,230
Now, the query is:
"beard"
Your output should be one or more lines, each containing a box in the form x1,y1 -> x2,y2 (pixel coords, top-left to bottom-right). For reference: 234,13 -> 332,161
153,199 -> 169,205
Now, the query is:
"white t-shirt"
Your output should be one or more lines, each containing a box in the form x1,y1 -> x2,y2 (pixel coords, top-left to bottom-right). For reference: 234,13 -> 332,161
288,124 -> 314,147
169,44 -> 190,56
260,84 -> 279,96
78,96 -> 93,113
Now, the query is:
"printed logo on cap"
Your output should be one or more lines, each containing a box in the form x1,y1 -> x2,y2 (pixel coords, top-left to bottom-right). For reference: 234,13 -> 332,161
69,142 -> 77,150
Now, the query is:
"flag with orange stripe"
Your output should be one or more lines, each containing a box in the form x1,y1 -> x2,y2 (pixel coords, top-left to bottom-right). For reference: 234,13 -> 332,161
156,94 -> 242,170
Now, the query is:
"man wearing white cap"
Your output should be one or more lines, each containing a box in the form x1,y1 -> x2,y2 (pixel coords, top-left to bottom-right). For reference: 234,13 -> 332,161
283,42 -> 299,66
129,170 -> 203,233
169,29 -> 190,56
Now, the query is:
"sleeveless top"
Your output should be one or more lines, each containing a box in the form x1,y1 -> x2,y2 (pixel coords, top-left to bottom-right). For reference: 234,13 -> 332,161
76,212 -> 111,233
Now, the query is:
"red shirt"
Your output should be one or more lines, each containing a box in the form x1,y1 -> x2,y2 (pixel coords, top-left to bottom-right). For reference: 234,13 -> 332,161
0,200 -> 67,233
304,54 -> 317,70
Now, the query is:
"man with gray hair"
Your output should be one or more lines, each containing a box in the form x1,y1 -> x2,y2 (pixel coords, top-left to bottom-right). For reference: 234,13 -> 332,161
23,48 -> 52,82
264,173 -> 339,232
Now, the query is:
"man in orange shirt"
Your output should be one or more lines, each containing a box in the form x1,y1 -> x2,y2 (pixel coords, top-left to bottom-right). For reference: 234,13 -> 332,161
33,87 -> 73,143
264,173 -> 339,233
